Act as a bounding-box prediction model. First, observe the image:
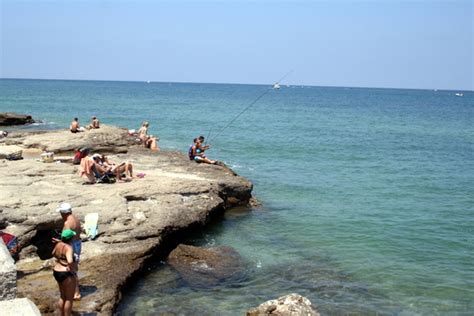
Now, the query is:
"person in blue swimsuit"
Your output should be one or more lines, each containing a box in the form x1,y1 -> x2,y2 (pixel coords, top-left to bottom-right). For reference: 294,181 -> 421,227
191,138 -> 216,164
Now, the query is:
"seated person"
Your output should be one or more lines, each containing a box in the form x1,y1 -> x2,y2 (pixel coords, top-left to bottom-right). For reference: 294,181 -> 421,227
94,154 -> 133,181
188,136 -> 210,160
87,116 -> 100,129
72,147 -> 90,165
137,121 -> 159,151
70,118 -> 85,133
191,139 -> 216,164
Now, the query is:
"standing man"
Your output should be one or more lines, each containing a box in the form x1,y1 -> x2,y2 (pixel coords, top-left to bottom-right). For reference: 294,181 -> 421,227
56,202 -> 82,300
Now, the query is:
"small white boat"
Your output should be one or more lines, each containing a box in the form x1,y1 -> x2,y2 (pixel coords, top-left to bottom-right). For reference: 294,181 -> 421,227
273,83 -> 280,89
455,93 -> 463,97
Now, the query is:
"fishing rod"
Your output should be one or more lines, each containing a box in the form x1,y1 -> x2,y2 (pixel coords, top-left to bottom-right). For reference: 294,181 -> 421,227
207,71 -> 293,144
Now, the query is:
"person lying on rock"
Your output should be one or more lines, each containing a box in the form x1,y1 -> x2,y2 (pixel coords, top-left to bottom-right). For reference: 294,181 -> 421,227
137,121 -> 159,151
70,117 -> 85,133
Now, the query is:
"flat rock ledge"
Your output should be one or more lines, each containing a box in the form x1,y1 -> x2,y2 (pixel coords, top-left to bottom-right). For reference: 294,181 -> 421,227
0,126 -> 253,315
247,294 -> 320,316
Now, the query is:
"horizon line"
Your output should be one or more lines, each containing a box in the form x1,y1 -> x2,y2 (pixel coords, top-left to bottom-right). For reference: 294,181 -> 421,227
0,77 -> 472,93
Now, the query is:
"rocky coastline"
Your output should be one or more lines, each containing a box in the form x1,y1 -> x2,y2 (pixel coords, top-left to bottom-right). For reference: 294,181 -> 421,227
0,125 -> 254,314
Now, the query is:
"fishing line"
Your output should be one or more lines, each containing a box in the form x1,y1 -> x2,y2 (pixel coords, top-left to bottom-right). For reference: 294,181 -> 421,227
208,71 -> 293,144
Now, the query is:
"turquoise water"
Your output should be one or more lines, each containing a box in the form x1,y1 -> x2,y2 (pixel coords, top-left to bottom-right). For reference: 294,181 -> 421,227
1,79 -> 473,315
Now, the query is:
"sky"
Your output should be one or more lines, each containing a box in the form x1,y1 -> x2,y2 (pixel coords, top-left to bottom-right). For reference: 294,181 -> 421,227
1,0 -> 472,90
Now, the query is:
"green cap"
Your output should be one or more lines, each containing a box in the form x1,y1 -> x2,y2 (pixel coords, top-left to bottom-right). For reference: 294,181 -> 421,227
61,229 -> 76,241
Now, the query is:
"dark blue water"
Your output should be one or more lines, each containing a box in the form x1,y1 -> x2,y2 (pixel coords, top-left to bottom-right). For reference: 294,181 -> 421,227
1,79 -> 473,315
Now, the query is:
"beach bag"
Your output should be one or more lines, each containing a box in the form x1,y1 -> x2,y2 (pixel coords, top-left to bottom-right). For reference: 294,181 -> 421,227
41,151 -> 54,163
72,151 -> 82,165
188,145 -> 194,160
0,231 -> 20,259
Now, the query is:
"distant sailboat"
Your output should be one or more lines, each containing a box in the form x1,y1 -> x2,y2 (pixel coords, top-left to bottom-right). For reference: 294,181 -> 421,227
273,83 -> 281,90
455,93 -> 463,97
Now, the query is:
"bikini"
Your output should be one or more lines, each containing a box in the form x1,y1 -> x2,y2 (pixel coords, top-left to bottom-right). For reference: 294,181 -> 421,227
53,243 -> 76,283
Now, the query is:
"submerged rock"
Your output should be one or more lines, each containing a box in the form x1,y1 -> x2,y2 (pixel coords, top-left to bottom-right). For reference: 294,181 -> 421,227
246,293 -> 320,316
167,244 -> 245,286
0,112 -> 35,126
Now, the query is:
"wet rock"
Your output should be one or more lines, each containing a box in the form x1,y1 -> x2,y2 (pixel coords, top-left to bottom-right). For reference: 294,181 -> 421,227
167,244 -> 245,286
0,112 -> 35,126
246,293 -> 320,316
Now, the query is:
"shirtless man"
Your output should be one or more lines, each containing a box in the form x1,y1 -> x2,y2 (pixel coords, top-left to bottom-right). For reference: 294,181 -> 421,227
70,118 -> 84,133
56,202 -> 82,300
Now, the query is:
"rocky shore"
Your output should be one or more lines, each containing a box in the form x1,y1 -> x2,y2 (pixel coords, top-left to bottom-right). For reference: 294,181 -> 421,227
0,125 -> 253,315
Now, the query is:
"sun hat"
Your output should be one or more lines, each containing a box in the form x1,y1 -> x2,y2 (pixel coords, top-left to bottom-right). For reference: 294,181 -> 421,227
61,229 -> 76,241
91,153 -> 101,160
56,202 -> 72,214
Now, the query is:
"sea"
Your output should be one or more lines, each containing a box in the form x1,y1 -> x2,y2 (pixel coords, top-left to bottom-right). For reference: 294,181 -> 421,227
1,79 -> 473,315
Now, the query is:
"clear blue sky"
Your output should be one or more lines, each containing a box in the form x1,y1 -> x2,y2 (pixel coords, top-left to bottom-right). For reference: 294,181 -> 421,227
1,0 -> 472,90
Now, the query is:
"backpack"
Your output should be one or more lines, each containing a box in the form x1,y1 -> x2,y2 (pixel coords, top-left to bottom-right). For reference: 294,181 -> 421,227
188,145 -> 194,160
72,151 -> 82,165
0,231 -> 20,259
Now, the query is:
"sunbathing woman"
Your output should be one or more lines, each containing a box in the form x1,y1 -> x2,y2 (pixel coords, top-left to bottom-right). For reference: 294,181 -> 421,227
137,121 -> 159,151
52,229 -> 77,316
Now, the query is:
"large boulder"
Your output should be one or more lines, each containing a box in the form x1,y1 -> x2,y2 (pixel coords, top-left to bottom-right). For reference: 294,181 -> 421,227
0,112 -> 34,126
0,239 -> 16,300
167,244 -> 245,286
0,298 -> 41,316
246,294 -> 320,316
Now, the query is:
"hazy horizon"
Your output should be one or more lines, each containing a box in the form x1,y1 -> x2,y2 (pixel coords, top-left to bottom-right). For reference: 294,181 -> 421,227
1,76 -> 473,92
1,1 -> 472,91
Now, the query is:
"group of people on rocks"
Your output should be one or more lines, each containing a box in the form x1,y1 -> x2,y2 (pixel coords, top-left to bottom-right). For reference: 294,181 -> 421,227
70,116 -> 100,133
74,147 -> 134,184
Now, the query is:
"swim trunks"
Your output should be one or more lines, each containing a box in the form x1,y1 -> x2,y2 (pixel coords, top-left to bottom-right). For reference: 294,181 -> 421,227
72,239 -> 82,263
